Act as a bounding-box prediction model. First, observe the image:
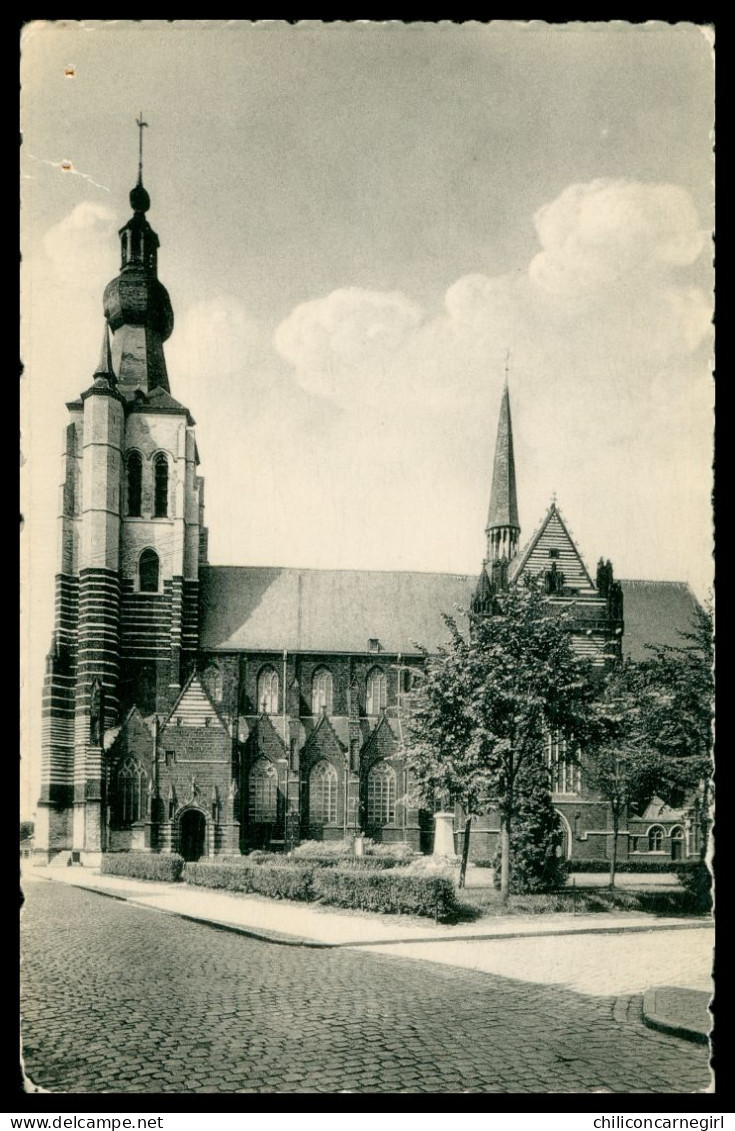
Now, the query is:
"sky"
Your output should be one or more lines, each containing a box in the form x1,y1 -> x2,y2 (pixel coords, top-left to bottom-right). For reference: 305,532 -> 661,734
20,21 -> 715,816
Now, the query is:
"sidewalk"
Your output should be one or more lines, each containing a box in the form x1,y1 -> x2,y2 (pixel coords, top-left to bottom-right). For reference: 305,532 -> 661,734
642,987 -> 712,1046
23,861 -> 712,947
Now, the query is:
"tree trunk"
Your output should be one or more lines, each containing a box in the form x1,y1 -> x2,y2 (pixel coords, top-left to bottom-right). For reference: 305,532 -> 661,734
458,815 -> 472,889
609,811 -> 619,888
500,813 -> 511,902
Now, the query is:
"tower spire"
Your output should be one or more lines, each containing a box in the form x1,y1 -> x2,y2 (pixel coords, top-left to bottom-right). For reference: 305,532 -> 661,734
103,116 -> 173,393
136,111 -> 148,186
485,374 -> 520,562
93,323 -> 114,381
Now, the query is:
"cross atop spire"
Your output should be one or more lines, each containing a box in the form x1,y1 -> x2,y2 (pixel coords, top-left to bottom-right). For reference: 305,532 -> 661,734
129,114 -> 151,214
485,378 -> 521,562
136,112 -> 148,185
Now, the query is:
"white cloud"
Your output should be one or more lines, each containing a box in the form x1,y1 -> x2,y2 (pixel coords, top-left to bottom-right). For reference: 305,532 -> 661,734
273,287 -> 424,399
528,179 -> 706,297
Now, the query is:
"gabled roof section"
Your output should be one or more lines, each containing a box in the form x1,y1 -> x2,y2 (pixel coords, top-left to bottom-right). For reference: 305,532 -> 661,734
360,712 -> 399,761
104,705 -> 154,750
162,671 -> 231,734
124,384 -> 195,425
200,566 -> 478,655
640,795 -> 689,822
248,712 -> 288,757
509,502 -> 596,593
302,711 -> 348,758
486,380 -> 520,533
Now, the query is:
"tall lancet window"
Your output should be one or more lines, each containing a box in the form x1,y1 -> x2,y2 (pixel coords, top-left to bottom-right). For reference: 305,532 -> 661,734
154,453 -> 169,518
366,668 -> 387,716
311,668 -> 333,715
139,548 -> 160,593
127,452 -> 142,517
258,668 -> 279,715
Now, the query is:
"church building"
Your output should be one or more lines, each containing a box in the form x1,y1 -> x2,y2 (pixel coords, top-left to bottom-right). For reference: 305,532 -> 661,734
35,155 -> 702,867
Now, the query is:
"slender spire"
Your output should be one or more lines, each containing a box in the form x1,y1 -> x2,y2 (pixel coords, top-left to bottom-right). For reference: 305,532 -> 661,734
485,377 -> 520,561
93,323 -> 114,380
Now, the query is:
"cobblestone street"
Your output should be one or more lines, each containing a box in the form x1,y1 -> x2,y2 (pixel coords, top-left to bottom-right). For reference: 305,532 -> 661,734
21,879 -> 711,1095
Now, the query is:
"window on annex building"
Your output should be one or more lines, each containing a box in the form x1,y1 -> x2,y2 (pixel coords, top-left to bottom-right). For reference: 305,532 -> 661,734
248,759 -> 279,823
311,667 -> 333,715
366,668 -> 387,716
366,762 -> 396,826
117,757 -> 147,826
127,451 -> 142,517
257,667 -> 279,714
154,453 -> 169,518
139,548 -> 160,593
648,825 -> 665,852
309,760 -> 338,825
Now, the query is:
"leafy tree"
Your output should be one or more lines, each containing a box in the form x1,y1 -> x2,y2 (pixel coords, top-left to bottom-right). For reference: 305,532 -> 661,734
581,662 -> 668,886
492,752 -> 567,893
631,601 -> 714,858
405,578 -> 594,898
20,820 -> 34,841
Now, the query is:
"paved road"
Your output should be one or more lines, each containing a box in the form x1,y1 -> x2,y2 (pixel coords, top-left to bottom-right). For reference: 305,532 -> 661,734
20,879 -> 711,1095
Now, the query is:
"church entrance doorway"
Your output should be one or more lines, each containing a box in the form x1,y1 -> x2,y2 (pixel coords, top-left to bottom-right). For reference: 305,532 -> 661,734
179,808 -> 206,861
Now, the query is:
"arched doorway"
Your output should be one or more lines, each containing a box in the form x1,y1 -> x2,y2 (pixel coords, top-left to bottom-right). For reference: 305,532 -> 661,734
179,808 -> 206,862
670,825 -> 685,861
555,810 -> 573,860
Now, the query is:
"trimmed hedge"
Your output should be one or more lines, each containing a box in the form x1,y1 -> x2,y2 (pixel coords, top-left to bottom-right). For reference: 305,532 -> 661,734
220,848 -> 409,869
674,861 -> 712,913
101,851 -> 184,883
183,860 -> 458,920
566,859 -> 683,874
184,861 -> 314,901
293,839 -> 352,859
312,868 -> 459,920
296,855 -> 405,870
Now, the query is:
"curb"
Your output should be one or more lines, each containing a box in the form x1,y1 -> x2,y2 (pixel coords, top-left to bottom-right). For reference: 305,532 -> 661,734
642,988 -> 711,1046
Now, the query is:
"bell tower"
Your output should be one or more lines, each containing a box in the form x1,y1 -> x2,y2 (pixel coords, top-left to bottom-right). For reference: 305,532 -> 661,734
36,119 -> 207,862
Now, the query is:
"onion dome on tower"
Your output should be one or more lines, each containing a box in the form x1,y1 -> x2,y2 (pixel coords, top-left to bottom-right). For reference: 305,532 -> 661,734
103,114 -> 174,393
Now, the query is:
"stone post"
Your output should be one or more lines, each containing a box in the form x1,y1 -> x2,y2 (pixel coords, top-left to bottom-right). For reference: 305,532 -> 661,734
432,811 -> 457,857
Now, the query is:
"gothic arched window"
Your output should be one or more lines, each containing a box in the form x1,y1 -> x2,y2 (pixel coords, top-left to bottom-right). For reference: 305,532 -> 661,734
366,762 -> 396,826
257,667 -> 279,715
366,668 -> 387,716
647,825 -> 665,852
118,757 -> 147,826
154,453 -> 169,518
206,665 -> 222,702
127,451 -> 142,518
139,548 -> 160,593
309,760 -> 338,825
311,668 -> 333,715
248,759 -> 278,823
